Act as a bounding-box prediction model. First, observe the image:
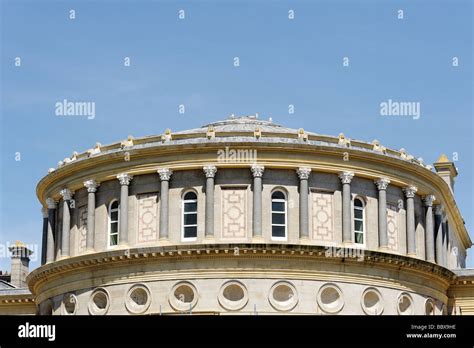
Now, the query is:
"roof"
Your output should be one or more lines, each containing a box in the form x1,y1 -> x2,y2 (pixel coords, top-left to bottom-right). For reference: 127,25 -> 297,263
174,115 -> 317,135
0,280 -> 33,297
0,279 -> 15,290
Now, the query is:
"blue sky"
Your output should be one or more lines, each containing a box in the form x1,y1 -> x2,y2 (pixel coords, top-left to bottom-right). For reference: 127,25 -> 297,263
1,0 -> 472,271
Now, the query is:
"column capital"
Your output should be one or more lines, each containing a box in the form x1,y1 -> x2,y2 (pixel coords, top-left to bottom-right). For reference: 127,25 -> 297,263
84,179 -> 100,193
403,185 -> 418,198
117,173 -> 133,186
423,194 -> 436,207
374,177 -> 390,190
41,207 -> 48,218
46,197 -> 57,209
296,167 -> 311,180
434,204 -> 444,215
251,164 -> 265,178
157,168 -> 173,181
203,165 -> 217,178
338,171 -> 354,184
59,188 -> 74,201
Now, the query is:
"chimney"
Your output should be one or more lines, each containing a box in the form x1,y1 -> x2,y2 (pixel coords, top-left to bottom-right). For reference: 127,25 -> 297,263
433,154 -> 458,193
8,241 -> 33,288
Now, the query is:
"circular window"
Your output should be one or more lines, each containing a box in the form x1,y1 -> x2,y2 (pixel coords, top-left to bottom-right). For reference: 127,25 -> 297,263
268,281 -> 298,312
361,288 -> 384,315
425,298 -> 435,316
125,284 -> 151,314
169,282 -> 198,311
88,288 -> 110,315
397,292 -> 414,315
317,284 -> 344,314
62,293 -> 77,315
218,281 -> 249,311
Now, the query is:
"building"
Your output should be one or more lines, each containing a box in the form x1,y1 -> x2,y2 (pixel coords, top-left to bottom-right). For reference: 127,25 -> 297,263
1,115 -> 473,315
0,242 -> 36,315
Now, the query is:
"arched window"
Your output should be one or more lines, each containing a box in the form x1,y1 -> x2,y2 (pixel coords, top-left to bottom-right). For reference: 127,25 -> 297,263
109,200 -> 120,247
182,191 -> 198,240
354,198 -> 365,244
271,190 -> 287,240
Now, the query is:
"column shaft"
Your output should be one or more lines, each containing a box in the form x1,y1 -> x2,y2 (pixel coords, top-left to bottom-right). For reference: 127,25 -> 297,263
204,166 -> 217,238
46,198 -> 56,263
251,165 -> 264,238
61,199 -> 71,257
119,184 -> 129,244
342,184 -> 351,242
41,208 -> 48,265
442,220 -> 448,267
158,169 -> 172,240
160,180 -> 169,239
84,180 -> 99,251
299,179 -> 309,238
406,197 -> 415,254
378,189 -> 388,247
87,191 -> 96,249
117,174 -> 133,246
403,186 -> 418,255
425,206 -> 435,261
339,172 -> 354,243
253,176 -> 262,237
423,195 -> 435,262
59,188 -> 73,258
205,176 -> 215,237
297,167 -> 311,239
434,207 -> 443,264
375,178 -> 390,248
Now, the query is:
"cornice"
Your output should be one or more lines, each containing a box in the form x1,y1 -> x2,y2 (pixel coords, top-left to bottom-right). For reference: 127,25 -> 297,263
0,293 -> 36,304
27,244 -> 457,301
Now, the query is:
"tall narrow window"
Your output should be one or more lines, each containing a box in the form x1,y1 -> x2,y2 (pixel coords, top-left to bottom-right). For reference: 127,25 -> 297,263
271,190 -> 287,240
182,191 -> 198,240
354,198 -> 365,244
109,200 -> 120,247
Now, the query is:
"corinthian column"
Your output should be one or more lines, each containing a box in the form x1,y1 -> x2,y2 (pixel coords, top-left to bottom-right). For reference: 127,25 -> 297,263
442,216 -> 448,267
203,166 -> 217,238
403,185 -> 418,256
251,164 -> 264,237
84,179 -> 100,251
374,178 -> 390,248
45,198 -> 57,263
423,194 -> 436,262
339,171 -> 354,243
59,188 -> 74,258
434,205 -> 443,265
297,167 -> 311,239
117,173 -> 133,246
158,168 -> 172,240
41,207 -> 48,265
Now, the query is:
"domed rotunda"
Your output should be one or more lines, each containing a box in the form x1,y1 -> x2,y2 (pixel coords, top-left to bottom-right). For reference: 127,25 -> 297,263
24,115 -> 473,315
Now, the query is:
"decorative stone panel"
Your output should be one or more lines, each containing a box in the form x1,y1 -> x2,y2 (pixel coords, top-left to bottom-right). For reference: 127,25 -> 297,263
387,203 -> 399,251
222,188 -> 247,239
77,206 -> 88,253
137,193 -> 158,243
311,192 -> 334,242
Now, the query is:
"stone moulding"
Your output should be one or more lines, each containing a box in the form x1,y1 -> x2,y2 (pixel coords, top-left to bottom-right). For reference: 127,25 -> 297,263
27,243 -> 457,304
